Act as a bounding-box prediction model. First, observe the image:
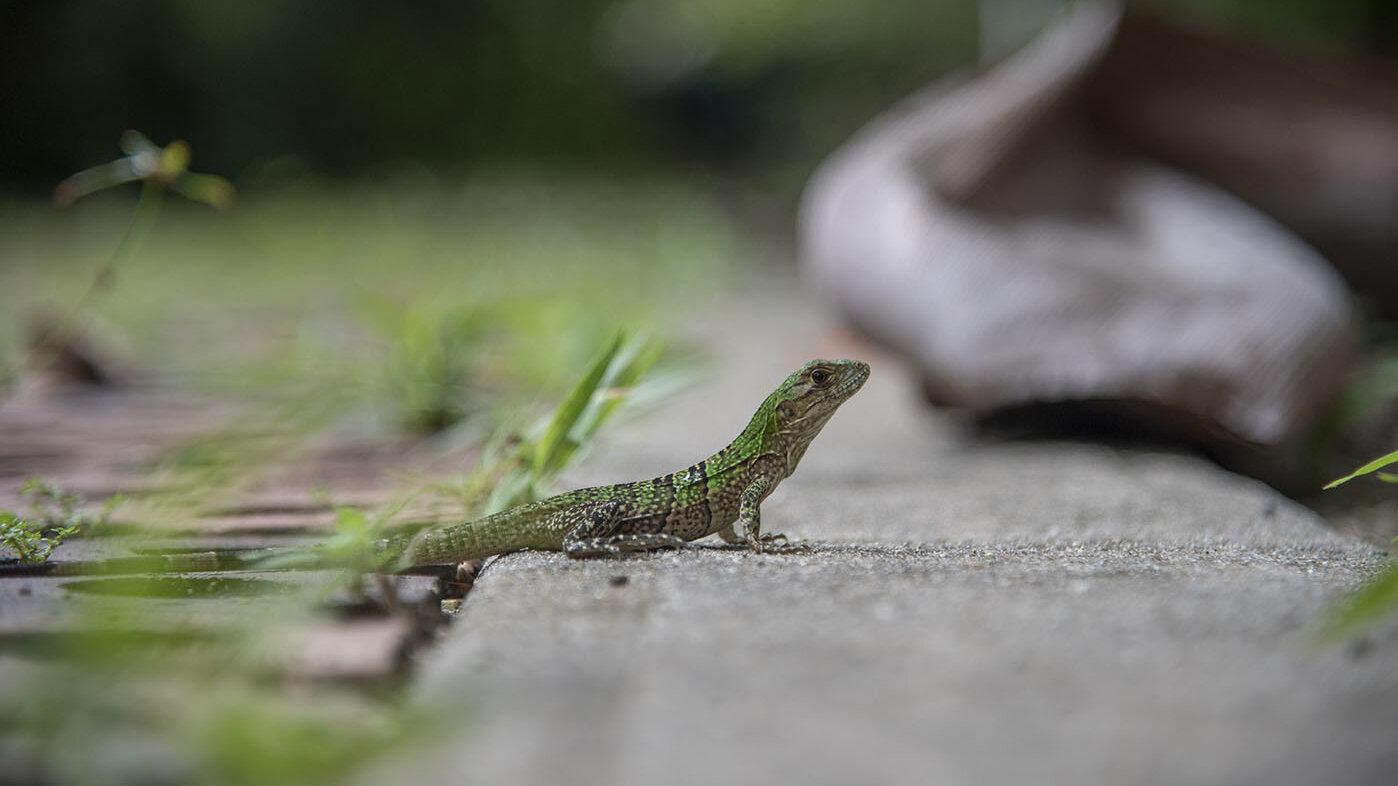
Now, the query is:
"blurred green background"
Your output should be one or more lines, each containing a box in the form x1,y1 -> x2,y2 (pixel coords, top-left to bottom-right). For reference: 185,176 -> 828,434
2,0 -> 1393,195
2,0 -> 1395,408
2,0 -> 1393,404
1,5 -> 1395,784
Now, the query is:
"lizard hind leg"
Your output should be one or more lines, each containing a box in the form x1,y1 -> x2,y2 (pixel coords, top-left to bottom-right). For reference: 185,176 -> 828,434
564,532 -> 688,557
557,498 -> 687,558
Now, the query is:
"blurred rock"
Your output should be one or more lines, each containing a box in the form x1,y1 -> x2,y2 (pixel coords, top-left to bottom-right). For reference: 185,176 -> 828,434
799,1 -> 1364,484
1089,12 -> 1398,316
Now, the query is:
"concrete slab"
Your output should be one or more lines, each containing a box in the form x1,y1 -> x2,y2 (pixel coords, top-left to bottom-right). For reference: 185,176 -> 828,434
386,283 -> 1398,786
401,545 -> 1393,786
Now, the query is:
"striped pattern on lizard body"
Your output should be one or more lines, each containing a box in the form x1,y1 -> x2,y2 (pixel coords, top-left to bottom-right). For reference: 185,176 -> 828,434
399,359 -> 869,566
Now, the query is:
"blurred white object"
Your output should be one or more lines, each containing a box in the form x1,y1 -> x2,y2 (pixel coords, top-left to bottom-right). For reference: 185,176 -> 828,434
799,1 -> 1356,465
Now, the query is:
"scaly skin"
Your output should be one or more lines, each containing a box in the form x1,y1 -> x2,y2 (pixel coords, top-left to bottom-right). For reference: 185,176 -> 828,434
399,359 -> 870,566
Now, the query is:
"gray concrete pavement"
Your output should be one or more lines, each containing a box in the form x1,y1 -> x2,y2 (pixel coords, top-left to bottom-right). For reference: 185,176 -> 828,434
387,281 -> 1398,786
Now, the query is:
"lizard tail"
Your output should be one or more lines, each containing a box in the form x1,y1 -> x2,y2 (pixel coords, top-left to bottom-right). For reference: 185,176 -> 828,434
397,522 -> 474,569
395,503 -> 555,568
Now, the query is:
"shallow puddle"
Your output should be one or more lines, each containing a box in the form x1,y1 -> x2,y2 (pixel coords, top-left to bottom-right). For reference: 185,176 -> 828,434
60,575 -> 297,599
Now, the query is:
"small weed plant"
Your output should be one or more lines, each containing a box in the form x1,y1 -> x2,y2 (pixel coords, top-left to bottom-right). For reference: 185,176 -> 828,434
0,479 -> 124,563
24,132 -> 233,377
1323,449 -> 1398,637
262,330 -> 672,586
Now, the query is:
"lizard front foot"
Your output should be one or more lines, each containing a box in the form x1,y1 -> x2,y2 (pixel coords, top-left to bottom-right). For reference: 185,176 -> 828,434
747,532 -> 807,554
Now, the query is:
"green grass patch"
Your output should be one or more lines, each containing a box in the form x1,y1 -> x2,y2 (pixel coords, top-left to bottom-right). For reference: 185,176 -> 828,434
0,170 -> 735,784
1323,450 -> 1398,639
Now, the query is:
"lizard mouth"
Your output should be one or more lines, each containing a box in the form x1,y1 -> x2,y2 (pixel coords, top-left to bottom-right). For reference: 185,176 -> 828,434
833,360 -> 871,399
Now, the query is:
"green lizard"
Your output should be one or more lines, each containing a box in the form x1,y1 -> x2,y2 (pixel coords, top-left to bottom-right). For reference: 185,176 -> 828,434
400,359 -> 869,566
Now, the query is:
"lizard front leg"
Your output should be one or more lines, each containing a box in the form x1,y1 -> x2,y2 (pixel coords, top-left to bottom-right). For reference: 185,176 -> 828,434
561,499 -> 687,557
733,474 -> 788,552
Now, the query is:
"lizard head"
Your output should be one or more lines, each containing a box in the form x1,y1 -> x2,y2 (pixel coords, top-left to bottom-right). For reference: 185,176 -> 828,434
770,359 -> 870,439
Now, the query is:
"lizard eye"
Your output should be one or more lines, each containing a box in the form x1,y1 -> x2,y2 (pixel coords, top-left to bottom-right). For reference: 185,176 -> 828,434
809,367 -> 833,387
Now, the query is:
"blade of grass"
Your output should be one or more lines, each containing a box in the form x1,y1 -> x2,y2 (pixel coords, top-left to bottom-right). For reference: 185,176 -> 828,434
1323,448 -> 1398,489
568,332 -> 664,451
532,332 -> 622,477
1322,562 -> 1398,639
